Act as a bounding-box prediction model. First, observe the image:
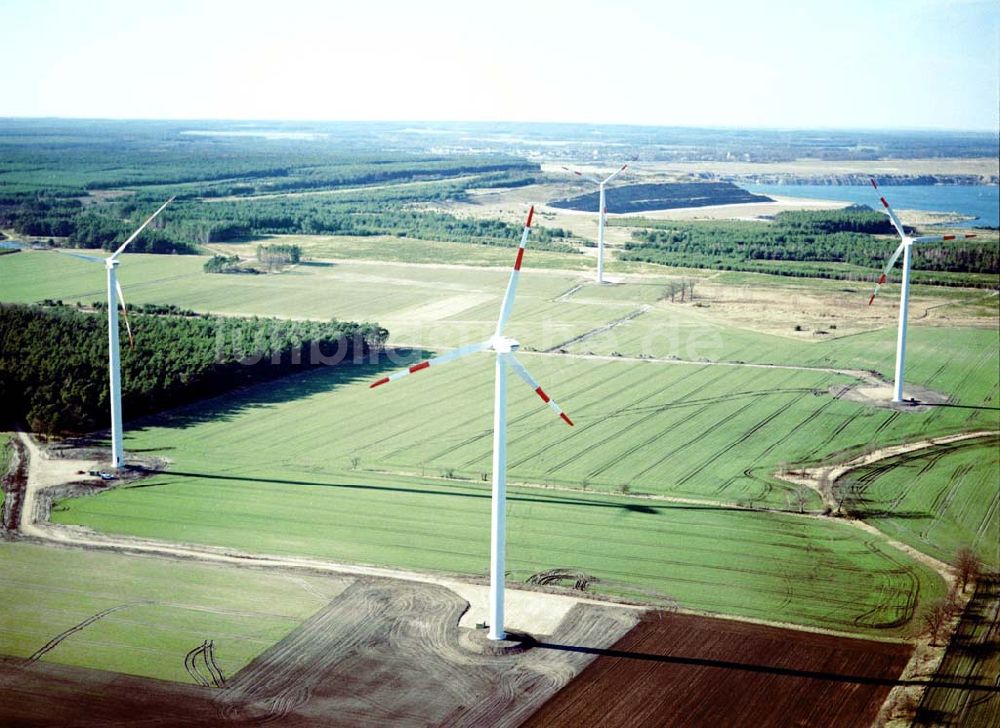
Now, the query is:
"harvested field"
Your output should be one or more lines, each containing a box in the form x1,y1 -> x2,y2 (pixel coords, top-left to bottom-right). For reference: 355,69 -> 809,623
523,611 -> 913,728
0,575 -> 638,727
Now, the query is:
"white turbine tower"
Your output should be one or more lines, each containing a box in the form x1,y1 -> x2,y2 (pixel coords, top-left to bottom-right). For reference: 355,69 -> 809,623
370,206 -> 574,640
561,164 -> 628,284
867,178 -> 975,403
61,198 -> 173,467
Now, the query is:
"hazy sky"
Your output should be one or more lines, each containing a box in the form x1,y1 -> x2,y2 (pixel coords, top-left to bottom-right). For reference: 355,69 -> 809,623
2,0 -> 997,130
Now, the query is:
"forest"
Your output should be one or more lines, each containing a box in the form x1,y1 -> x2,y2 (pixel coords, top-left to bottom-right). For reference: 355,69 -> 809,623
0,122 -> 569,253
0,177 -> 571,253
0,303 -> 388,435
619,207 -> 999,285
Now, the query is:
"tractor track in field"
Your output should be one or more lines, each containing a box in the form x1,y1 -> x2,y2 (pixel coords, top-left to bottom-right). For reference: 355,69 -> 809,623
542,305 -> 651,352
674,390 -> 815,488
389,337 -> 911,405
27,601 -> 156,663
531,347 -> 889,388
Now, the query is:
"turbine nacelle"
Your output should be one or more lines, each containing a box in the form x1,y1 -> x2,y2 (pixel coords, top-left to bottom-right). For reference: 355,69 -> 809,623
489,336 -> 520,354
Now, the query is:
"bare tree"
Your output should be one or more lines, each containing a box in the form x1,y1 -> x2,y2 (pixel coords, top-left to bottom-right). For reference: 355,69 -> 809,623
831,478 -> 864,517
922,598 -> 951,646
954,547 -> 981,592
831,478 -> 850,515
795,485 -> 810,514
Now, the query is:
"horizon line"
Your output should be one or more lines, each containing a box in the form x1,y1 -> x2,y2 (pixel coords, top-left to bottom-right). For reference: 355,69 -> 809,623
0,115 -> 997,136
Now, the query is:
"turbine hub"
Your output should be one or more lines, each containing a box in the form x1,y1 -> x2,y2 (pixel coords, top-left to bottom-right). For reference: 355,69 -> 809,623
490,336 -> 520,354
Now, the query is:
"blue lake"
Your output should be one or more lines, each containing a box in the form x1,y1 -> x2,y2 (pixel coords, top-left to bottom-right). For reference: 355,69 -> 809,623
744,184 -> 998,229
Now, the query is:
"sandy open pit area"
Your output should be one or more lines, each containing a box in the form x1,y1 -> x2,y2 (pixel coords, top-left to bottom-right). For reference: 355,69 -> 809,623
660,279 -> 997,341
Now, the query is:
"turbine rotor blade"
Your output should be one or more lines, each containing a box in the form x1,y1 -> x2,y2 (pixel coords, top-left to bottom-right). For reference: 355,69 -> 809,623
869,177 -> 908,241
370,340 -> 492,388
111,197 -> 174,259
494,206 -> 534,337
868,240 -> 907,305
911,232 -> 977,245
601,163 -> 629,185
506,354 -> 574,426
560,165 -> 601,184
114,278 -> 135,350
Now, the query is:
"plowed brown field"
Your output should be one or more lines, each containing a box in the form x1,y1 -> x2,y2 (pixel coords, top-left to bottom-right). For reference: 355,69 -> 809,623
523,612 -> 913,728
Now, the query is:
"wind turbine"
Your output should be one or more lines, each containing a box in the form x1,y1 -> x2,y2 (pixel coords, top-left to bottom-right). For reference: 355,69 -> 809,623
370,205 -> 574,641
60,198 -> 173,467
867,178 -> 975,403
561,164 -> 628,284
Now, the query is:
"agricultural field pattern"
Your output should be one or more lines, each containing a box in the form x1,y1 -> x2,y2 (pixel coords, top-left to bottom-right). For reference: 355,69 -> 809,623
0,121 -> 998,727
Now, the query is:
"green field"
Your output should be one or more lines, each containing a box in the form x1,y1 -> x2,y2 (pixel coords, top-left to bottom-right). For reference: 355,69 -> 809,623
50,447 -> 944,637
228,233 -> 594,269
0,250 -> 625,349
848,435 -> 1000,569
36,352 -> 950,638
0,542 -> 348,683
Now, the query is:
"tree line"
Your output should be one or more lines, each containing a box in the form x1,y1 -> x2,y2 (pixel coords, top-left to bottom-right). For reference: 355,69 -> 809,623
620,207 -> 998,285
0,173 -> 575,254
257,243 -> 301,270
0,303 -> 387,435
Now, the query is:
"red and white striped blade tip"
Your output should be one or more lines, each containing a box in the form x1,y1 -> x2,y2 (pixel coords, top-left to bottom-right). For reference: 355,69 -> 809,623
525,206 -> 534,228
560,413 -> 574,426
370,360 -> 431,388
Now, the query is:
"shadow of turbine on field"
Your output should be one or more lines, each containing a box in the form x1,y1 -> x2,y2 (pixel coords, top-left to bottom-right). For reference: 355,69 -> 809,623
138,470 -> 738,515
860,510 -> 934,521
919,402 -> 1000,412
532,642 -> 1000,693
126,348 -> 433,434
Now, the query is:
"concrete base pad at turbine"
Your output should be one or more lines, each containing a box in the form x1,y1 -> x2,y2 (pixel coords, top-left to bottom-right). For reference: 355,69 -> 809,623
460,627 -> 537,656
830,382 -> 951,411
